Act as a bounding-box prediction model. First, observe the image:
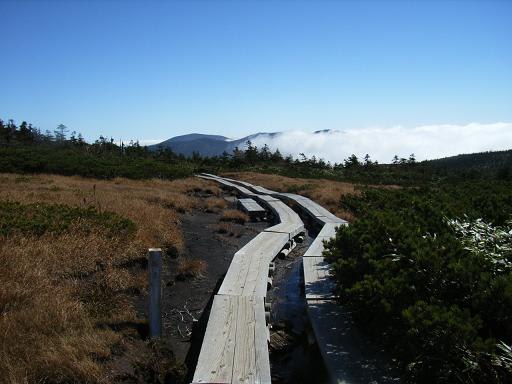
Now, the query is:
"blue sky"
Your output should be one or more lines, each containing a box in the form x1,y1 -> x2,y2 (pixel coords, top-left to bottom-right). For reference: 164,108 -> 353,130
0,0 -> 511,146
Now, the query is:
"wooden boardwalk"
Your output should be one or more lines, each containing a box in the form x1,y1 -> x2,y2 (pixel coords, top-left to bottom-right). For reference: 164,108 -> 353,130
218,232 -> 290,297
193,174 -> 305,384
264,200 -> 304,239
238,198 -> 266,220
215,175 -> 399,384
192,295 -> 270,384
238,198 -> 265,214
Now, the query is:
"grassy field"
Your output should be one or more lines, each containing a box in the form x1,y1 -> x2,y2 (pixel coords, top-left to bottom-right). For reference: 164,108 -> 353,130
0,173 -> 221,383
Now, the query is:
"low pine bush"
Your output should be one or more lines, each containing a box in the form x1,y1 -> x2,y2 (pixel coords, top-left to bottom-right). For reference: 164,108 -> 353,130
0,201 -> 135,237
324,181 -> 512,383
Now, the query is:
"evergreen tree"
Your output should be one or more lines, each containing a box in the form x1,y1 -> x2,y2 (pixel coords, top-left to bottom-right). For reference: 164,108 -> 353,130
344,154 -> 361,168
271,149 -> 283,162
54,124 -> 69,141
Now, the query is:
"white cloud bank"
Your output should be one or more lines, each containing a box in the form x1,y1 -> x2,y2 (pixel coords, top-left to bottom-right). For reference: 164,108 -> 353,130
249,122 -> 512,164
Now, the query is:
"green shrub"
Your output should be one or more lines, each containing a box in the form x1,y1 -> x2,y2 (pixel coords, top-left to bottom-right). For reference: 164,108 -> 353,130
0,146 -> 195,180
0,201 -> 135,237
324,182 -> 512,383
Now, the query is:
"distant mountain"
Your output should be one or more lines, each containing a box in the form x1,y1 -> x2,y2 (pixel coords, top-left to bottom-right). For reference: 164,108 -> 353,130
149,131 -> 337,157
162,133 -> 230,143
149,132 -> 281,157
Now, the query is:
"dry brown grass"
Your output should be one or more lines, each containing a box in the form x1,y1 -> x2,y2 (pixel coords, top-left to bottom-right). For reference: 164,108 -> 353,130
176,258 -> 207,280
204,197 -> 227,213
215,222 -> 241,237
222,171 -> 360,221
220,209 -> 250,224
0,173 -> 218,383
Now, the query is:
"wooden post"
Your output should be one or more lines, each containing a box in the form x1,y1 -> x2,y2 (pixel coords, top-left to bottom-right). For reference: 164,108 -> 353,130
148,248 -> 162,338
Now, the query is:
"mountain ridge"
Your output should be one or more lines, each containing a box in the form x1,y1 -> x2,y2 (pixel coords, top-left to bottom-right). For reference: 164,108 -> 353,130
149,132 -> 282,157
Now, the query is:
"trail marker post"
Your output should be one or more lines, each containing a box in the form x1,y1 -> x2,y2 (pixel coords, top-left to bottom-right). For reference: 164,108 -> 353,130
148,248 -> 162,338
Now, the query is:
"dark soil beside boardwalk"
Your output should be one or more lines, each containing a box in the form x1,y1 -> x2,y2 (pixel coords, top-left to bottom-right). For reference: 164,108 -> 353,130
164,196 -> 268,378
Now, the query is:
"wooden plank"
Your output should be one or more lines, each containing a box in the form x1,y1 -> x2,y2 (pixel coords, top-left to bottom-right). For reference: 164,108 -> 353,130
301,200 -> 333,218
274,192 -> 348,226
218,252 -> 251,296
254,194 -> 280,203
193,295 -> 272,384
264,200 -> 304,238
233,296 -> 256,383
241,248 -> 273,297
320,212 -> 349,225
252,185 -> 278,195
268,201 -> 302,223
266,200 -> 297,219
265,223 -> 303,238
221,177 -> 255,188
192,295 -> 237,384
215,177 -> 276,196
232,296 -> 272,383
304,236 -> 331,257
253,297 -> 272,384
317,222 -> 342,238
307,300 -> 400,384
238,198 -> 265,213
199,172 -> 219,179
276,192 -> 309,200
304,223 -> 346,257
303,257 -> 337,300
235,180 -> 255,188
210,178 -> 259,199
281,194 -> 334,222
232,185 -> 259,197
219,232 -> 289,297
216,179 -> 239,188
202,175 -> 259,198
319,216 -> 349,225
